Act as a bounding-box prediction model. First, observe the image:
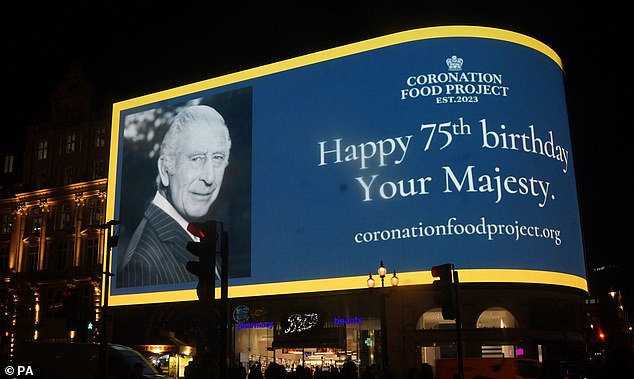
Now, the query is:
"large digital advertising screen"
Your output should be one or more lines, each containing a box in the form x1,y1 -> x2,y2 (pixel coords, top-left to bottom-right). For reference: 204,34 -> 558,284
106,26 -> 586,306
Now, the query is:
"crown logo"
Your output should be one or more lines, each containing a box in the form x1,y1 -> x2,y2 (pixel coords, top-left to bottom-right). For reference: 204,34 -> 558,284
446,55 -> 463,71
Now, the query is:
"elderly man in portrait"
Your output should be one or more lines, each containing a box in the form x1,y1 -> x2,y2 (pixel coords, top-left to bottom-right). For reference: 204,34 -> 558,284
117,105 -> 231,287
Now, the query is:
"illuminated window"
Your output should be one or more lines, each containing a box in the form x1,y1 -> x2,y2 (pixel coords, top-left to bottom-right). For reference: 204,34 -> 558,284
31,208 -> 42,233
95,127 -> 107,148
417,309 -> 457,366
0,214 -> 12,234
65,133 -> 77,154
481,345 -> 516,358
37,140 -> 48,160
92,160 -> 105,179
60,203 -> 73,230
3,153 -> 14,174
416,308 -> 456,330
476,307 -> 518,329
87,199 -> 101,226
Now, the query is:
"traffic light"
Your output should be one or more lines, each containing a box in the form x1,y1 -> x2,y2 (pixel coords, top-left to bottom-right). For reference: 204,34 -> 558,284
186,221 -> 218,302
431,263 -> 455,320
62,288 -> 80,330
597,326 -> 606,342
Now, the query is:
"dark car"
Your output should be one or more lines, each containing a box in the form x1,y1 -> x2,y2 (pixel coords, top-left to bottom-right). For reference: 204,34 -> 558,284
107,343 -> 166,378
18,341 -> 167,379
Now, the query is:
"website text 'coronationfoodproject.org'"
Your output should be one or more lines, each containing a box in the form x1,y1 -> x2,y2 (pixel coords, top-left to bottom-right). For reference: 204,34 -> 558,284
354,216 -> 562,246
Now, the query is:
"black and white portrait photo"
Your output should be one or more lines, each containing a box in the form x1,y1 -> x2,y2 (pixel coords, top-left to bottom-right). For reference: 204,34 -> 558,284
113,88 -> 252,291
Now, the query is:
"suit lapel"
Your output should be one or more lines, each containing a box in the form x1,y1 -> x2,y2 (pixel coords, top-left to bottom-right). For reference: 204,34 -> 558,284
145,203 -> 192,246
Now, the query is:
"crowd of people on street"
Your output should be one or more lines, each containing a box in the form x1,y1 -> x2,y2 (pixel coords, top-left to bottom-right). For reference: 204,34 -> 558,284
184,346 -> 634,379
208,358 -> 436,379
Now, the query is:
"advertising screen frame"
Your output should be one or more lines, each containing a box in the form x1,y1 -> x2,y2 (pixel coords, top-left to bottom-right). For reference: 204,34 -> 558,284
106,26 -> 587,306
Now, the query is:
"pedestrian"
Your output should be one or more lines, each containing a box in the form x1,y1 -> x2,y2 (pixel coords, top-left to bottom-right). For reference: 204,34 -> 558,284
248,361 -> 263,379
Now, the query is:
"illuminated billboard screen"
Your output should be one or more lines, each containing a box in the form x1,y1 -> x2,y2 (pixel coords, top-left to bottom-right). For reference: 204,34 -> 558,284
107,26 -> 586,305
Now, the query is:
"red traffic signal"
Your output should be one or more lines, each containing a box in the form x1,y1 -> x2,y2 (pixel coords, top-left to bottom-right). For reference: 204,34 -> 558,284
186,221 -> 219,301
597,326 -> 606,341
187,222 -> 209,239
431,264 -> 453,280
186,221 -> 218,265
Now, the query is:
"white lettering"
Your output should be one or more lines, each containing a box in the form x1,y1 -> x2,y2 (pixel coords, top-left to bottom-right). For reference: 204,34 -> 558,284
318,136 -> 413,169
443,165 -> 551,207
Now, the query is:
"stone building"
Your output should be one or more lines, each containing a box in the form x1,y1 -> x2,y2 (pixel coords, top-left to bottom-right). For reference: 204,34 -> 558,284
0,66 -> 110,361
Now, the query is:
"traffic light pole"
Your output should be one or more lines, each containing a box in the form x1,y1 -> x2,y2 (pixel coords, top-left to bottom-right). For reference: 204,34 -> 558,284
219,229 -> 229,378
379,288 -> 389,371
98,220 -> 119,379
453,270 -> 464,379
186,221 -> 230,378
432,263 -> 464,379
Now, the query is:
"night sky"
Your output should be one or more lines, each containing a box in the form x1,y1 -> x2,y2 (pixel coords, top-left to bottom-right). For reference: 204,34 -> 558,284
2,3 -> 630,295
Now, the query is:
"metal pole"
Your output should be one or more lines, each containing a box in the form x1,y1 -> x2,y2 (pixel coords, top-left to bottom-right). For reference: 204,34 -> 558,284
453,269 -> 464,379
98,221 -> 117,379
220,229 -> 229,377
379,289 -> 389,371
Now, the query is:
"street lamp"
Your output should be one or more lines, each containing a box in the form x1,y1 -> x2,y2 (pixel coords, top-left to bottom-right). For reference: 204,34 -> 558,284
390,270 -> 399,287
378,260 -> 387,287
365,261 -> 398,372
367,273 -> 376,288
367,261 -> 398,288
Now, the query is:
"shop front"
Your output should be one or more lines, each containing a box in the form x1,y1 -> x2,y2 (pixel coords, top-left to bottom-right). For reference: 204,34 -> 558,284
231,290 -> 386,376
136,335 -> 195,379
227,283 -> 587,378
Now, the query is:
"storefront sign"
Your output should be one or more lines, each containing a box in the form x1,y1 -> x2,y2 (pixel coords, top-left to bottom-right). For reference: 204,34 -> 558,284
236,321 -> 274,330
233,305 -> 250,322
137,345 -> 177,353
284,313 -> 320,334
334,317 -> 363,326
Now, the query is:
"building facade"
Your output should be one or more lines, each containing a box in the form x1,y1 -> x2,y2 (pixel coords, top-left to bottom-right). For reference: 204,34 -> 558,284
105,282 -> 589,378
0,66 -> 110,362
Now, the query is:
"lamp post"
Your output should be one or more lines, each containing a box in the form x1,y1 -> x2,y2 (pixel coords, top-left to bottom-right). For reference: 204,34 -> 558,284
378,260 -> 387,287
367,261 -> 398,373
390,270 -> 399,287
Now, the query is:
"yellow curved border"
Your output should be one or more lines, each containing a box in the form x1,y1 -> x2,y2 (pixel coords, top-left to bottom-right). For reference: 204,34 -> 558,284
108,269 -> 587,306
111,25 -> 561,112
106,25 -> 569,307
